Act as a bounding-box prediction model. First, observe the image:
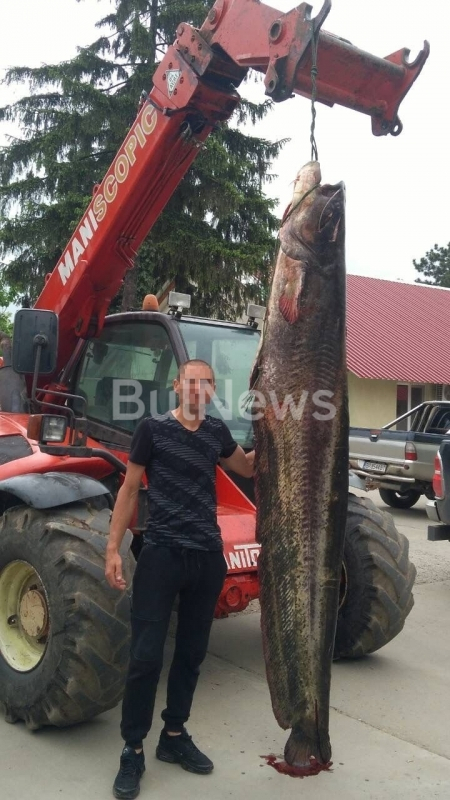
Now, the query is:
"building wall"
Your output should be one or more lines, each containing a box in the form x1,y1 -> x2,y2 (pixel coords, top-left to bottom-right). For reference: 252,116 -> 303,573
348,375 -> 441,428
424,383 -> 438,401
348,373 -> 397,428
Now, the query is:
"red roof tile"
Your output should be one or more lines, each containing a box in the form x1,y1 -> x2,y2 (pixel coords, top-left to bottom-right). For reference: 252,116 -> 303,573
347,275 -> 450,383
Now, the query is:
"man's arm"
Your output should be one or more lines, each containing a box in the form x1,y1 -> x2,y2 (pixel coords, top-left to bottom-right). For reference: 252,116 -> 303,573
105,461 -> 146,590
220,446 -> 254,478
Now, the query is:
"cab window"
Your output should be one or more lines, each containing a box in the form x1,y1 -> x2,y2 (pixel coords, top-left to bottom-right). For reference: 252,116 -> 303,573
178,320 -> 259,448
74,322 -> 177,432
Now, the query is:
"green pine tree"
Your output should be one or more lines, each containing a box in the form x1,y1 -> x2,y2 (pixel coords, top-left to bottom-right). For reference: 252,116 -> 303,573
0,0 -> 285,319
414,243 -> 450,288
0,285 -> 14,336
0,312 -> 13,337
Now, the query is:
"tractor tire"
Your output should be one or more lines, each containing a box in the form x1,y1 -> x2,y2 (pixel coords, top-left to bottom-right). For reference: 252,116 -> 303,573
0,502 -> 134,729
379,487 -> 422,509
334,493 -> 416,659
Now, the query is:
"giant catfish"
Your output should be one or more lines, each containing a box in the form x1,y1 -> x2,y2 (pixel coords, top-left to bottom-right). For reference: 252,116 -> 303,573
252,161 -> 348,774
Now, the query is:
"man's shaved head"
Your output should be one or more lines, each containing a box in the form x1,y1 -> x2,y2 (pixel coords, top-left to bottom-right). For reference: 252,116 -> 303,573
176,359 -> 215,382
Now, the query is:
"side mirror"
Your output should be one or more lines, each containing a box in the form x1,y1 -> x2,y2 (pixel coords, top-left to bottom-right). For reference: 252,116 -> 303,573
12,309 -> 59,375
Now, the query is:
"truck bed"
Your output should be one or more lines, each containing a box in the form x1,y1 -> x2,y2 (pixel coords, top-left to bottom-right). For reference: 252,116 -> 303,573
349,402 -> 450,491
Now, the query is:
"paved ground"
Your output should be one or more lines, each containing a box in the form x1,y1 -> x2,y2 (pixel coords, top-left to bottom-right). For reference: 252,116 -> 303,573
1,491 -> 450,799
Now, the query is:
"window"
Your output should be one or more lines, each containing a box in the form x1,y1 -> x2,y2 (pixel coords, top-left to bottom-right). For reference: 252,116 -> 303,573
74,322 -> 177,432
396,384 -> 424,431
178,320 -> 260,448
411,385 -> 424,409
424,406 -> 450,435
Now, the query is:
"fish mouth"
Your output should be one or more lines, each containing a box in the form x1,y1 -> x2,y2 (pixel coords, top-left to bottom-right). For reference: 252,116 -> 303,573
281,162 -> 322,225
292,161 -> 322,201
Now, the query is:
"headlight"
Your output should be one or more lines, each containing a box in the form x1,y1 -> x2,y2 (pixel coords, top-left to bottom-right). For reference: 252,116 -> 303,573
41,415 -> 68,443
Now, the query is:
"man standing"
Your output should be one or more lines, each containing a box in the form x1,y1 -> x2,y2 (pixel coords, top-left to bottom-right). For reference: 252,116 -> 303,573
106,359 -> 254,799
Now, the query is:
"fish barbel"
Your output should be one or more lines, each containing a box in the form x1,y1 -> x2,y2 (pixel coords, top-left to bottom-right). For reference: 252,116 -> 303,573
252,161 -> 348,773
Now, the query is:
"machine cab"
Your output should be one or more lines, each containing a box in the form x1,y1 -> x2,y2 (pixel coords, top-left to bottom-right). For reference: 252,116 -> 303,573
71,295 -> 263,451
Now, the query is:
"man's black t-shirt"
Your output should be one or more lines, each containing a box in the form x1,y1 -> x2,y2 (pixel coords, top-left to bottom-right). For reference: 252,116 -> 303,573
129,412 -> 238,550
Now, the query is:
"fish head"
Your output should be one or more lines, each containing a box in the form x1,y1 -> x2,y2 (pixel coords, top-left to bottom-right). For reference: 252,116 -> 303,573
277,163 -> 345,325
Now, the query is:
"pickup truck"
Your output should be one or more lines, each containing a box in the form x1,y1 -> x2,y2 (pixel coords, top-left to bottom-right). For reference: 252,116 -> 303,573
349,402 -> 450,509
426,440 -> 450,540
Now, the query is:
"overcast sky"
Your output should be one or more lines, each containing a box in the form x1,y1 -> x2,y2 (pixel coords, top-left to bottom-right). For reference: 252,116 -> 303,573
0,0 -> 448,284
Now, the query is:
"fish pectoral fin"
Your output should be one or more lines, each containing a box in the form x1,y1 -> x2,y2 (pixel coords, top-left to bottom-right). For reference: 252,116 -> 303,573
278,259 -> 306,324
279,294 -> 300,324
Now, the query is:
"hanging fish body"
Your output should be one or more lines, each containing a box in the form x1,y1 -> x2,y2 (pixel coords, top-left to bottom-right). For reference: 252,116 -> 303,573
253,161 -> 348,772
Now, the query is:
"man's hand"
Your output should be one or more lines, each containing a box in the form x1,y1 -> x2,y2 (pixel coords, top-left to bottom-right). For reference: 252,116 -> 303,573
105,460 -> 145,590
245,450 -> 255,473
105,547 -> 127,591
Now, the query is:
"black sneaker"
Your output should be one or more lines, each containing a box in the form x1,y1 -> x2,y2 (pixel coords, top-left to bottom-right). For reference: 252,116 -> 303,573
156,728 -> 214,774
113,746 -> 145,799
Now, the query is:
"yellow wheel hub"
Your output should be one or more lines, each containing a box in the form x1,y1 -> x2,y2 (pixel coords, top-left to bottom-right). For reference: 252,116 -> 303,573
0,561 -> 49,671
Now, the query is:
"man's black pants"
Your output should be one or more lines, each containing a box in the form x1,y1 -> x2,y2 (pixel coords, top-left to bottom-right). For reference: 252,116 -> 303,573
121,543 -> 227,749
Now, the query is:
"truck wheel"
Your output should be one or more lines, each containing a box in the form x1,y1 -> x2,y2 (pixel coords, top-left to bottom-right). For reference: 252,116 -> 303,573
379,487 -> 421,509
334,494 -> 416,659
0,503 -> 133,729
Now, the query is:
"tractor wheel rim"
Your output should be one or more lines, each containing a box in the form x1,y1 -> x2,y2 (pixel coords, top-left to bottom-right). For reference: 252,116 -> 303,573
0,561 -> 49,671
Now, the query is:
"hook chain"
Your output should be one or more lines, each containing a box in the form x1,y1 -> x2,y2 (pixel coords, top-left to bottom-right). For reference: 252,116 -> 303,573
310,26 -> 319,162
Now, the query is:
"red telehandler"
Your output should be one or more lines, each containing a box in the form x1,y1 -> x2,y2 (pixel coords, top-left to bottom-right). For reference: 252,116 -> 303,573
0,0 -> 427,729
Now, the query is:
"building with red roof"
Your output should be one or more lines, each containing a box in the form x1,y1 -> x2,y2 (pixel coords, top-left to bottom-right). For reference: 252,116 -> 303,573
347,275 -> 450,428
158,274 -> 447,430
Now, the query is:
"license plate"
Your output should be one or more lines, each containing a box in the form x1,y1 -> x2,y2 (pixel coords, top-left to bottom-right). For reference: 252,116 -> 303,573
363,460 -> 387,474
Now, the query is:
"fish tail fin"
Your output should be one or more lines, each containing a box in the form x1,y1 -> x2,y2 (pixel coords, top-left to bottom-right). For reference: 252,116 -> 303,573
284,725 -> 332,770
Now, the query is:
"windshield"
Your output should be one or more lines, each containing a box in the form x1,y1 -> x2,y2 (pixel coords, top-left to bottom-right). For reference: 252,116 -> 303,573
179,320 -> 260,448
74,322 -> 177,433
74,317 -> 259,446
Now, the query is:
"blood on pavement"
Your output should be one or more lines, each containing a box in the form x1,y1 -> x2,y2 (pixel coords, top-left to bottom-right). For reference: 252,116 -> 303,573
260,754 -> 333,777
